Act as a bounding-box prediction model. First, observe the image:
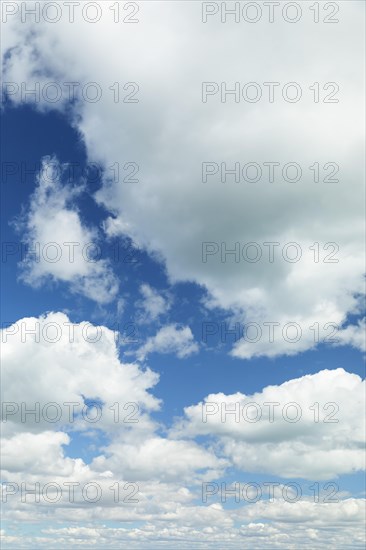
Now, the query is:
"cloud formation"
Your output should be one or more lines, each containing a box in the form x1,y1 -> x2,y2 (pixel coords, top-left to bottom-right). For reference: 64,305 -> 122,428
2,2 -> 365,357
136,324 -> 199,360
14,157 -> 119,304
173,368 -> 366,479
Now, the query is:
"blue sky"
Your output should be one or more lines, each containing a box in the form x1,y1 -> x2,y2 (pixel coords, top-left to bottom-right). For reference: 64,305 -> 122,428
1,2 -> 365,549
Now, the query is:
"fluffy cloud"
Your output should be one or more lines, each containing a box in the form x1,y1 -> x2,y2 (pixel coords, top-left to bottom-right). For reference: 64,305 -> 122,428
136,324 -> 199,360
1,314 -> 365,547
1,431 -> 80,476
2,1 -> 365,357
135,283 -> 171,324
92,435 -> 226,483
0,313 -> 227,546
14,157 -> 118,304
173,368 -> 366,480
0,312 -> 223,483
334,318 -> 366,351
1,499 -> 365,549
1,312 -> 159,435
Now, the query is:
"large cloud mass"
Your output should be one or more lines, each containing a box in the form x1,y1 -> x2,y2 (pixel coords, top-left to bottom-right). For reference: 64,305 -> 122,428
2,1 -> 365,358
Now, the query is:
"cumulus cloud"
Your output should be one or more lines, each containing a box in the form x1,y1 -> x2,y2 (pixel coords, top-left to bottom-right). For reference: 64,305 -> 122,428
1,314 -> 228,548
1,313 -> 226,546
1,312 -> 159,435
136,324 -> 199,360
1,431 -> 75,476
1,314 -> 365,547
92,435 -> 226,483
2,1 -> 365,357
14,157 -> 118,304
173,368 -> 366,480
1,312 -> 222,483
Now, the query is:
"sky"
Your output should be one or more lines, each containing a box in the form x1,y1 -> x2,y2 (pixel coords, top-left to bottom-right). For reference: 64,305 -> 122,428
0,1 -> 365,548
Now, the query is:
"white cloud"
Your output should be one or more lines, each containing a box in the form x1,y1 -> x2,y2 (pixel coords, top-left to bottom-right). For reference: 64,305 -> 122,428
173,368 -> 366,480
1,312 -> 222,484
136,324 -> 199,360
1,499 -> 365,549
334,318 -> 366,352
14,156 -> 118,304
1,314 -> 227,548
1,315 -> 365,546
1,312 -> 160,435
135,283 -> 171,324
92,435 -> 226,483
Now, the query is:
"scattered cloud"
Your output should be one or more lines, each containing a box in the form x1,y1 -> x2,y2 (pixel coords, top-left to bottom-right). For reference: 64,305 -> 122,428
136,324 -> 199,360
14,157 -> 119,304
135,283 -> 171,324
